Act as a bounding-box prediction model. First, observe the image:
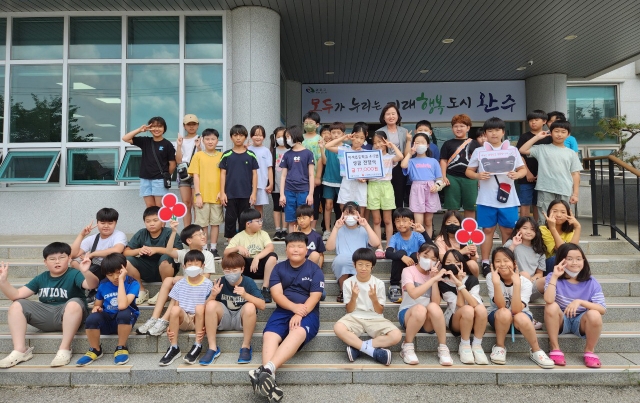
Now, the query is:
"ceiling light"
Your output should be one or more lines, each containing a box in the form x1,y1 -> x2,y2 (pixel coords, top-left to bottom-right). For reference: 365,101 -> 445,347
96,98 -> 121,104
324,41 -> 335,46
516,66 -> 527,71
564,35 -> 578,40
419,69 -> 429,74
442,38 -> 454,44
73,82 -> 96,90
326,71 -> 334,75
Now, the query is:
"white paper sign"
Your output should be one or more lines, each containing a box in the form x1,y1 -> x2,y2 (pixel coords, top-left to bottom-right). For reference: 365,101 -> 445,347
477,146 -> 518,175
345,150 -> 384,180
301,81 -> 526,123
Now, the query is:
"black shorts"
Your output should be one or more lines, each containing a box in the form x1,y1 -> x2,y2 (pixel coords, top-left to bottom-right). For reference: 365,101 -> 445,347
272,192 -> 283,212
243,252 -> 278,280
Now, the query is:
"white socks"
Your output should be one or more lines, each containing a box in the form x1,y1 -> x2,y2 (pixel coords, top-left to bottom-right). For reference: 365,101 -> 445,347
472,338 -> 483,347
460,338 -> 471,346
265,361 -> 276,375
360,339 -> 375,357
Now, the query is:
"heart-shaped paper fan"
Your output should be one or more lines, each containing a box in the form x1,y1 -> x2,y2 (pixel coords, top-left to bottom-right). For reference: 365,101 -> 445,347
171,203 -> 187,218
470,230 -> 486,245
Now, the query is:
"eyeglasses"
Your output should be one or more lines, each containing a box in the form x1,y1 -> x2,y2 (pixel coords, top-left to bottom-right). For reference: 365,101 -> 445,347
46,255 -> 68,262
247,219 -> 263,224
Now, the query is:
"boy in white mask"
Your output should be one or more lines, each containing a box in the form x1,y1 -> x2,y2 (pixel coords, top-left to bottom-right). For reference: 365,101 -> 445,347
159,250 -> 213,366
201,253 -> 266,365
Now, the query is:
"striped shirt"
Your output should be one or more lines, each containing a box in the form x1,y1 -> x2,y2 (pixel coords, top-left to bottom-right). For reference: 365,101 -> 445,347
544,274 -> 606,314
169,277 -> 213,314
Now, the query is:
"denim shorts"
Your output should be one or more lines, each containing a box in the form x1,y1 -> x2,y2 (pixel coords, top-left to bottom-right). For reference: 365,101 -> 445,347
517,182 -> 537,206
398,307 -> 435,334
488,310 -> 533,334
139,178 -> 168,197
562,311 -> 586,338
476,205 -> 519,229
284,190 -> 309,223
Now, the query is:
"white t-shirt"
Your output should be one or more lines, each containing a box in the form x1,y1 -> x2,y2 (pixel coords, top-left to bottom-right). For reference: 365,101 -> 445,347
176,249 -> 216,274
248,145 -> 273,189
468,142 -> 524,208
486,272 -> 533,315
369,153 -> 397,182
80,231 -> 128,265
180,136 -> 200,163
342,275 -> 386,319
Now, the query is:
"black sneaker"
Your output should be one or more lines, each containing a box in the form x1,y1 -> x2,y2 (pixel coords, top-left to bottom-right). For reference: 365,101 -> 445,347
273,231 -> 282,241
482,262 -> 491,278
183,344 -> 202,365
86,289 -> 97,308
257,369 -> 283,402
211,249 -> 220,259
388,285 -> 402,303
249,365 -> 264,393
159,346 -> 181,366
262,287 -> 272,303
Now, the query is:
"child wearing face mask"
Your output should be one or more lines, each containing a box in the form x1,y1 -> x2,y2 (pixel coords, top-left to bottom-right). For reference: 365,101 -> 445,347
486,247 -> 554,368
159,250 -> 213,366
270,127 -> 289,241
438,249 -> 488,365
326,201 -> 380,303
201,252 -> 266,365
544,243 -> 606,368
434,211 -> 480,277
401,132 -> 444,238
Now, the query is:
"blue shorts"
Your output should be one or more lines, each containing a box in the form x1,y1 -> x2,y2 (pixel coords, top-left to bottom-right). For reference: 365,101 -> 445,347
84,310 -> 138,334
284,190 -> 309,223
322,185 -> 340,200
263,307 -> 319,347
139,178 -> 168,197
476,205 -> 519,229
398,307 -> 435,334
561,311 -> 586,338
488,310 -> 533,334
517,182 -> 537,206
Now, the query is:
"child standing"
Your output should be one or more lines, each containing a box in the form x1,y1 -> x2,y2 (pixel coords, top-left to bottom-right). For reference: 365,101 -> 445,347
334,248 -> 402,366
519,119 -> 582,222
398,244 -> 452,366
219,124 -> 259,240
176,114 -> 201,226
439,113 -> 480,218
401,132 -> 444,237
544,244 -> 606,368
270,127 -> 289,241
547,111 -> 579,152
76,253 -> 139,366
295,205 -> 326,268
279,125 -> 315,234
486,247 -> 553,368
368,132 -> 404,245
302,111 -> 324,229
466,117 -> 526,277
321,122 -> 345,240
540,200 -> 582,273
434,211 -> 480,277
122,117 -> 176,207
248,125 -> 274,216
189,128 -> 223,256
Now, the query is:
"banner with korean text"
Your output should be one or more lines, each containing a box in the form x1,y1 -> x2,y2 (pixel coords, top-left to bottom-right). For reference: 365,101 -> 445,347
301,81 -> 526,123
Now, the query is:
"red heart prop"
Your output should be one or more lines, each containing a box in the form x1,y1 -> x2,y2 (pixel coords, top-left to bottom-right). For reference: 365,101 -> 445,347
158,207 -> 173,221
171,203 -> 187,218
461,218 -> 477,232
162,193 -> 177,208
455,229 -> 471,244
470,230 -> 485,244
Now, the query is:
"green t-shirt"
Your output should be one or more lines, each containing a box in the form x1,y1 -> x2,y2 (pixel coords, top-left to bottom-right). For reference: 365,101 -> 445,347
25,268 -> 87,306
302,133 -> 322,176
127,227 -> 183,261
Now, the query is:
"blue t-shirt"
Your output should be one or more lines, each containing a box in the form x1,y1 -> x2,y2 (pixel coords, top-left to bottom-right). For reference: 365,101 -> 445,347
216,275 -> 264,311
280,149 -> 315,193
564,136 -> 579,152
322,150 -> 342,185
96,276 -> 140,316
389,231 -> 426,256
269,259 -> 325,314
304,230 -> 326,257
430,143 -> 440,161
402,156 -> 442,182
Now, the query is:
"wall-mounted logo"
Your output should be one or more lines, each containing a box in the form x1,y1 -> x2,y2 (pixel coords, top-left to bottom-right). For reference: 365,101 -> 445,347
305,86 -> 327,94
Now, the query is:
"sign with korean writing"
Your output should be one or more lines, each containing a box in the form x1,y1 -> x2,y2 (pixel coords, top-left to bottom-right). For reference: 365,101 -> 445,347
345,150 -> 384,180
301,81 -> 526,122
477,141 -> 518,175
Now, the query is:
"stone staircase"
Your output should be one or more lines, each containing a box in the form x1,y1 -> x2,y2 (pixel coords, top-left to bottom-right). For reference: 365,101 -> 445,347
0,239 -> 639,387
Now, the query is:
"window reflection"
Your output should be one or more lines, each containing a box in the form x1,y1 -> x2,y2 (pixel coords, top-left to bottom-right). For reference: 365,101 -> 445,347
12,18 -> 63,60
70,17 -> 121,59
0,19 -> 6,60
67,148 -> 118,185
185,64 -> 223,132
567,86 -> 618,144
185,16 -> 223,59
128,17 -> 179,59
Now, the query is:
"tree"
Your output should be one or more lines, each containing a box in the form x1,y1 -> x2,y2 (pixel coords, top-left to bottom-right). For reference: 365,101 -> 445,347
595,115 -> 640,168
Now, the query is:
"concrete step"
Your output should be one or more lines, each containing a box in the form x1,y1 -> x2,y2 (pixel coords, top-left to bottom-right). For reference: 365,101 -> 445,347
0,351 -> 638,387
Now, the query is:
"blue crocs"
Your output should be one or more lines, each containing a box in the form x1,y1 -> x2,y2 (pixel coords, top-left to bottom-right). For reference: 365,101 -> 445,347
198,346 -> 221,365
238,347 -> 252,364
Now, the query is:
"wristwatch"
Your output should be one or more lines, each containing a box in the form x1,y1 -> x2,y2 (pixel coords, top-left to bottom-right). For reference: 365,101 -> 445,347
195,193 -> 201,197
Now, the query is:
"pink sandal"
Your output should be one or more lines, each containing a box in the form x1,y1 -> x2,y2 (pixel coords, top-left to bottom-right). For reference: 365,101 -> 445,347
584,352 -> 601,368
549,349 -> 566,366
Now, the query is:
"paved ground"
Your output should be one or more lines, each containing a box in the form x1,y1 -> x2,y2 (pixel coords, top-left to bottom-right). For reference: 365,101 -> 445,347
0,384 -> 639,403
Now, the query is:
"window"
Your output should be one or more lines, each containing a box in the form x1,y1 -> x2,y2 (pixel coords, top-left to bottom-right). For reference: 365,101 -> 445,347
185,64 -> 223,130
567,86 -> 618,144
10,65 -> 64,143
68,64 -> 122,142
0,68 -> 4,142
69,17 -> 122,59
67,148 -> 118,185
0,19 -> 6,60
12,18 -> 64,60
185,16 -> 223,59
128,17 -> 179,59
116,149 -> 142,181
0,150 -> 60,183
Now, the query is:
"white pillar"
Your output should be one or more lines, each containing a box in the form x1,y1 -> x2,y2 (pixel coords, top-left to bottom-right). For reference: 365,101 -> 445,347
230,6 -> 281,136
525,73 -> 567,114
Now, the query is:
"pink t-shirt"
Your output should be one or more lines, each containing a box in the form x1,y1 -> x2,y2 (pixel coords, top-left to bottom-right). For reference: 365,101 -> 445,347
399,265 -> 433,311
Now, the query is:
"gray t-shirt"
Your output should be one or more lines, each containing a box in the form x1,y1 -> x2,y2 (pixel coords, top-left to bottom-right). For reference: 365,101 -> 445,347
503,240 -> 545,277
378,125 -> 409,155
529,144 -> 582,196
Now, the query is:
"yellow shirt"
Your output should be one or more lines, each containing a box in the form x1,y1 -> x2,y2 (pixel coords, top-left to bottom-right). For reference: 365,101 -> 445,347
540,225 -> 574,258
188,150 -> 222,204
227,230 -> 272,257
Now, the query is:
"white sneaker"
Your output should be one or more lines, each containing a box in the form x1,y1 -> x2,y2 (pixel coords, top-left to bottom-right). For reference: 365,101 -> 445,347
472,345 -> 489,365
400,342 -> 419,365
0,347 -> 34,368
490,345 -> 507,365
148,319 -> 169,336
533,319 -> 543,330
322,231 -> 331,241
147,292 -> 159,306
50,349 -> 72,367
530,349 -> 555,369
136,317 -> 158,335
458,343 -> 475,364
136,289 -> 149,305
437,345 -> 453,366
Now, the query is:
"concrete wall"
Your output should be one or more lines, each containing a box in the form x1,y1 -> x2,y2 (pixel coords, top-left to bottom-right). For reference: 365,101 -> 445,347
525,74 -> 568,114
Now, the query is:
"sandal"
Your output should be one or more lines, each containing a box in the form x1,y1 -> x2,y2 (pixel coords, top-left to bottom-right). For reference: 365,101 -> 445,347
549,349 -> 566,366
584,352 -> 601,368
337,291 -> 344,303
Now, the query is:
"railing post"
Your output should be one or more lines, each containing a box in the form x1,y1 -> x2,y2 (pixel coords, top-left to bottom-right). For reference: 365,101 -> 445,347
609,162 -> 617,240
590,160 -> 599,236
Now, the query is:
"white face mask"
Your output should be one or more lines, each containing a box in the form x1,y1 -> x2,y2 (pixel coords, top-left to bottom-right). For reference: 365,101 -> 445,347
344,216 -> 358,226
276,137 -> 284,146
286,137 -> 294,147
415,145 -> 428,154
184,266 -> 203,278
564,269 -> 580,278
419,257 -> 432,270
